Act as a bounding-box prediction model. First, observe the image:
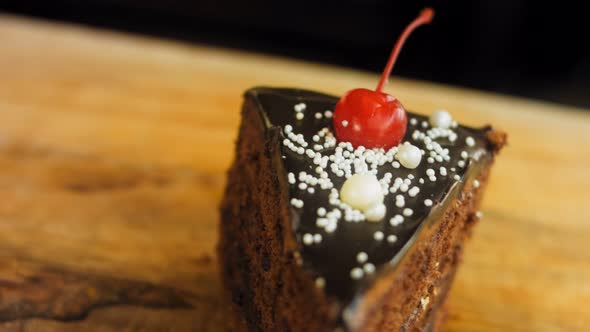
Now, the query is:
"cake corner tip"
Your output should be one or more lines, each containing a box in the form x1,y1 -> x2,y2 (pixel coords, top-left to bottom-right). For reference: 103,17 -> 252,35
484,128 -> 508,152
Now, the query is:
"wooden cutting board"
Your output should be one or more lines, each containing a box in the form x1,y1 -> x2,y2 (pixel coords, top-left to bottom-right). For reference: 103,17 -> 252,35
0,14 -> 589,332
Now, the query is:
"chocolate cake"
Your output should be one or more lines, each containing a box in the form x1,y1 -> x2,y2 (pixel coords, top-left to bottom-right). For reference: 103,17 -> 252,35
219,87 -> 506,331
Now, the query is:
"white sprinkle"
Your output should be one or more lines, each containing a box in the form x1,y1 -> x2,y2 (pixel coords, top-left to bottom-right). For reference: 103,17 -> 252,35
421,121 -> 429,128
312,135 -> 320,142
461,151 -> 469,159
466,136 -> 475,147
424,199 -> 433,207
410,118 -> 418,125
363,263 -> 376,274
342,120 -> 349,127
396,143 -> 422,169
392,161 -> 401,168
403,208 -> 414,217
284,124 -> 293,134
313,233 -> 323,243
298,182 -> 307,190
288,172 -> 296,184
350,267 -> 364,280
324,110 -> 333,118
408,186 -> 420,197
440,167 -> 447,176
357,252 -> 368,263
307,187 -> 315,194
365,203 -> 387,222
426,168 -> 435,177
317,207 -> 327,216
315,277 -> 326,288
315,112 -> 323,119
473,180 -> 480,188
316,218 -> 328,227
290,198 -> 304,208
325,222 -> 337,233
387,234 -> 398,243
302,233 -> 314,245
294,102 -> 306,112
295,112 -> 304,120
427,157 -> 434,164
429,176 -> 437,182
373,231 -> 384,241
457,160 -> 466,168
419,178 -> 425,184
453,174 -> 461,181
390,214 -> 404,226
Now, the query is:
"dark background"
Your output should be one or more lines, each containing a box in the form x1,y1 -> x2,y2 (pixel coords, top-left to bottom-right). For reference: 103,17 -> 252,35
2,1 -> 589,108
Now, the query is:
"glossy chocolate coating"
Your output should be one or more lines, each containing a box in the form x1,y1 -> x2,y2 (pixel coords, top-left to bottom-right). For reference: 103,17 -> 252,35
246,87 -> 490,307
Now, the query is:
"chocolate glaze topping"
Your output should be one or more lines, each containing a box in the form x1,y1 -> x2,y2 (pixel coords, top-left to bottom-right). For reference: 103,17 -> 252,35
246,87 -> 492,311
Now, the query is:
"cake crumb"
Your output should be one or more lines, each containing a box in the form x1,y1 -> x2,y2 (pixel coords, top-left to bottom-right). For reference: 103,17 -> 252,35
420,296 -> 430,310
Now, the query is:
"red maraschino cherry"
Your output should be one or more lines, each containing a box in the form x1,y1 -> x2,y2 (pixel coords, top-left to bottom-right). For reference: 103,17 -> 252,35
334,8 -> 434,149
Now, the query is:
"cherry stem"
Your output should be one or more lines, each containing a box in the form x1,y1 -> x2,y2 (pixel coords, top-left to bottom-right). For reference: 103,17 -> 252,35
375,8 -> 434,93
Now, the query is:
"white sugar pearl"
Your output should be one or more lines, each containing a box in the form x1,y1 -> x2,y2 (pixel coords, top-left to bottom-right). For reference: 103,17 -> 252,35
350,267 -> 364,280
390,214 -> 404,226
357,252 -> 368,263
466,136 -> 475,147
302,233 -> 313,245
429,110 -> 452,129
365,203 -> 387,222
387,234 -> 398,243
363,263 -> 376,274
340,174 -> 384,212
315,277 -> 326,288
294,103 -> 306,112
373,231 -> 384,241
403,208 -> 413,217
396,143 -> 422,169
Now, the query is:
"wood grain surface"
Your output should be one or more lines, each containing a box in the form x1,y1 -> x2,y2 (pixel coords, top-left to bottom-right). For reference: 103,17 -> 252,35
0,14 -> 589,332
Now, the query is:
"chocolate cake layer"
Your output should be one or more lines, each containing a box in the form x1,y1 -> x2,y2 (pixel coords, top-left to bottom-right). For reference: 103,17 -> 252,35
219,87 -> 506,331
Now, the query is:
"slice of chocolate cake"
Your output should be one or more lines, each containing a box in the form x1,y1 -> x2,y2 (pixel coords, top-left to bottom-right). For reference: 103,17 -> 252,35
219,87 -> 506,332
